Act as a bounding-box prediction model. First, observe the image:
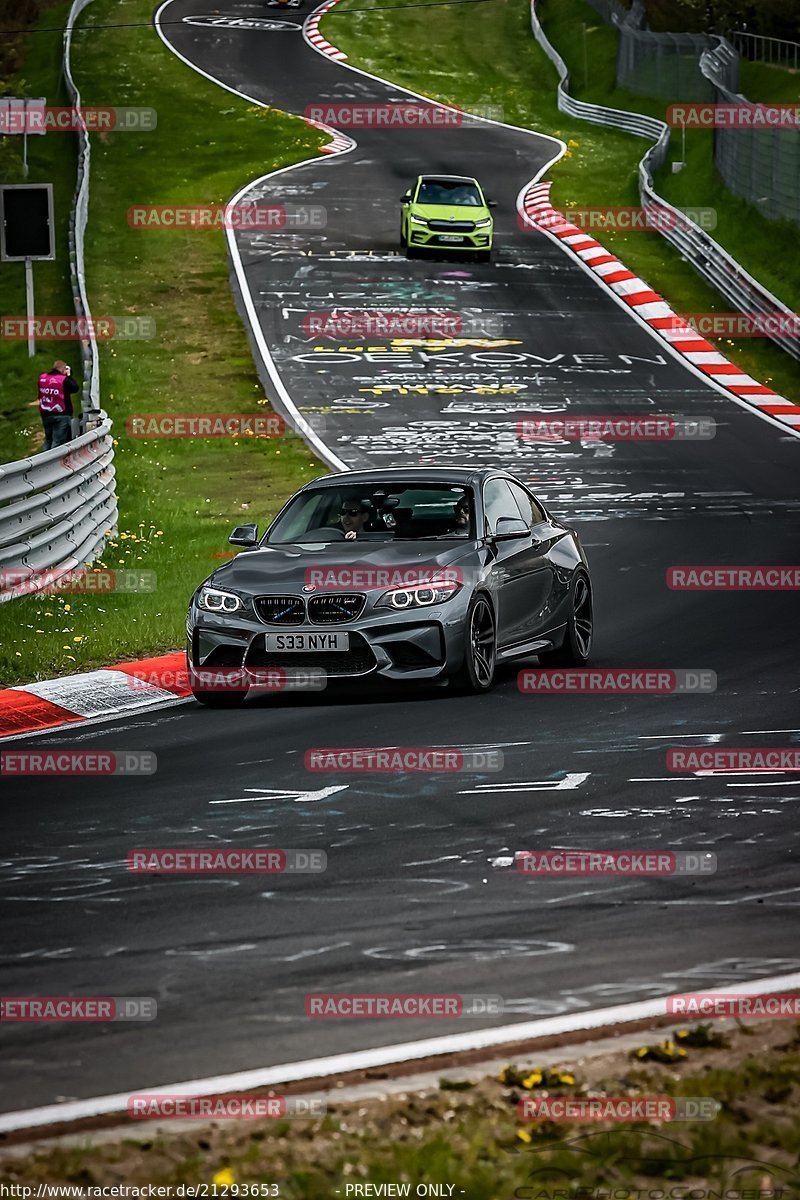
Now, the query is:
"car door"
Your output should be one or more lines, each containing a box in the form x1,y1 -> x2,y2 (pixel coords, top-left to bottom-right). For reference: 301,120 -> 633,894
482,478 -> 553,648
506,480 -> 561,634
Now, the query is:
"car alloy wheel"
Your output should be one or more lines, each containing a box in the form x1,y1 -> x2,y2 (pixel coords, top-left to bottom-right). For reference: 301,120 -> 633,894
456,594 -> 496,692
539,571 -> 593,666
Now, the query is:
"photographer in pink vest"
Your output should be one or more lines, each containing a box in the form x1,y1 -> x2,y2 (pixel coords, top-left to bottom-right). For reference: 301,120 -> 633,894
38,359 -> 79,451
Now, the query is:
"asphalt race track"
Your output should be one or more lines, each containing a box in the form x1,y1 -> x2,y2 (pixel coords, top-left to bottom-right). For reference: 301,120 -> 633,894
1,0 -> 799,1115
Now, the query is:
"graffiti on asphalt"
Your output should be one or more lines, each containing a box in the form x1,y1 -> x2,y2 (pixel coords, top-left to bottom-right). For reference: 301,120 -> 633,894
182,15 -> 301,30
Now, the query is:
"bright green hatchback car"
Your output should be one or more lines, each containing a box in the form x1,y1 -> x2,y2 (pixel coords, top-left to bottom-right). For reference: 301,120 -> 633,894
400,174 -> 495,261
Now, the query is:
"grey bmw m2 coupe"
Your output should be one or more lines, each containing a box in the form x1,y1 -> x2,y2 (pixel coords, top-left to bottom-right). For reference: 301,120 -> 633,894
186,467 -> 593,705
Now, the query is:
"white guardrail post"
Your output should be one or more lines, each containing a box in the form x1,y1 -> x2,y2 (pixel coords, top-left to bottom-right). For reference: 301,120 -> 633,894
530,0 -> 800,363
0,0 -> 118,603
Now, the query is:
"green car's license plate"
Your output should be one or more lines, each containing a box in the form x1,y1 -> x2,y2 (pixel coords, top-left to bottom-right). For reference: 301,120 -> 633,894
439,235 -> 465,243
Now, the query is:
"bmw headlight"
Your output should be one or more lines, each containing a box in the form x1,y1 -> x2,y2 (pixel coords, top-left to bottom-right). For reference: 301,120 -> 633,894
475,217 -> 492,227
409,214 -> 429,225
197,586 -> 243,614
376,581 -> 462,610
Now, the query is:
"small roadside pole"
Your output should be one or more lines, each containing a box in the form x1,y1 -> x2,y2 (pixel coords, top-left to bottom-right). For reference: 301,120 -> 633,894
0,184 -> 56,358
583,26 -> 599,90
583,23 -> 589,89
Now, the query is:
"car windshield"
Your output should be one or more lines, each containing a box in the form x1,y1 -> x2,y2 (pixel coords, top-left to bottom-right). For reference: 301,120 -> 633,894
266,484 -> 475,544
417,180 -> 483,207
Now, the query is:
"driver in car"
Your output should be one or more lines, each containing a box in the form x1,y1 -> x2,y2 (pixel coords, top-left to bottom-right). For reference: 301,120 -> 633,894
338,498 -> 370,540
447,494 -> 472,534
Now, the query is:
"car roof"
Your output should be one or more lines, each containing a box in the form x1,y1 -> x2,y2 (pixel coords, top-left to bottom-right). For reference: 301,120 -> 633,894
417,174 -> 479,184
300,467 -> 508,489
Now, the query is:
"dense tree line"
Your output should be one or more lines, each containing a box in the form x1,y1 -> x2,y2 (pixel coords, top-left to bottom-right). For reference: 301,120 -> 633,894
1,0 -> 68,83
648,0 -> 800,38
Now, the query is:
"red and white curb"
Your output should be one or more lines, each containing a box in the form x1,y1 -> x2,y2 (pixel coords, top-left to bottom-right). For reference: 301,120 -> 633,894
304,0 -> 347,62
304,117 -> 354,155
0,653 -> 190,741
1,970 -> 798,1136
519,180 -> 800,433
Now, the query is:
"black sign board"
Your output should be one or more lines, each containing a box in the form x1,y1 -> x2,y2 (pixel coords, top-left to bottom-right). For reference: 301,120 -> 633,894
0,184 -> 55,261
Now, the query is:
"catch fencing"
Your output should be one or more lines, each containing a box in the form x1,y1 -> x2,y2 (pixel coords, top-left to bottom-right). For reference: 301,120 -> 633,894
700,41 -> 800,225
529,0 -> 800,362
591,1 -> 798,226
732,32 -> 800,72
0,0 -> 116,603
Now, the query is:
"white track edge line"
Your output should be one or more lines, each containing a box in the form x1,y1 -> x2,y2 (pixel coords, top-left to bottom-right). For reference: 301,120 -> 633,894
2,971 -> 800,1134
154,0 -> 350,473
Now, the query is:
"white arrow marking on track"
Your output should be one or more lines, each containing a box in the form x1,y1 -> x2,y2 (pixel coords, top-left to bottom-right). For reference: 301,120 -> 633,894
459,772 -> 590,794
210,785 -> 349,805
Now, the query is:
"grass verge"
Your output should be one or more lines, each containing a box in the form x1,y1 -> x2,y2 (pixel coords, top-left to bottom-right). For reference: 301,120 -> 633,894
2,1021 -> 798,1192
320,0 -> 800,405
0,0 -> 326,687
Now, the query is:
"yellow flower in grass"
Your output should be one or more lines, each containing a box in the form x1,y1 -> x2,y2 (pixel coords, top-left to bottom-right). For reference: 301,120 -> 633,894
212,1169 -> 235,1187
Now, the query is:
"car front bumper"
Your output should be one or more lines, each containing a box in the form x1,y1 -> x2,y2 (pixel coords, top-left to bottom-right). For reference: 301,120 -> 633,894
187,599 -> 472,686
407,223 -> 492,251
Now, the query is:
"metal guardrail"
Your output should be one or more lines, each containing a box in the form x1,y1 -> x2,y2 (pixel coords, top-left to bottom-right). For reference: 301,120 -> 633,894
0,416 -> 117,602
530,0 -> 800,363
0,0 -> 117,603
63,0 -> 100,415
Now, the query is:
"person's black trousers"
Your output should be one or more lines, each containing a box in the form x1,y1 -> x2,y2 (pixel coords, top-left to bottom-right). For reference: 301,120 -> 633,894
41,413 -> 73,451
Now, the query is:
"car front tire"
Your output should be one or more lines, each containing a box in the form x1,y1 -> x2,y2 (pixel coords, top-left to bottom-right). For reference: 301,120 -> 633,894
453,593 -> 497,693
538,571 -> 593,666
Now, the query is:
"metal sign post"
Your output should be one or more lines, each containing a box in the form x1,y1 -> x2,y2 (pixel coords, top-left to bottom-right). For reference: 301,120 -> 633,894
25,259 -> 36,357
0,184 -> 56,361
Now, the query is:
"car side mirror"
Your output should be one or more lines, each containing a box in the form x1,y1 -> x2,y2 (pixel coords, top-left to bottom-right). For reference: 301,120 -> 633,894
229,523 -> 259,547
493,516 -> 530,541
487,200 -> 497,208
401,192 -> 411,202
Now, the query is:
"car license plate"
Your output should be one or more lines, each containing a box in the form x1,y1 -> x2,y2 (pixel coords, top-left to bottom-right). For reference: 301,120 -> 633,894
439,235 -> 465,243
265,632 -> 349,652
